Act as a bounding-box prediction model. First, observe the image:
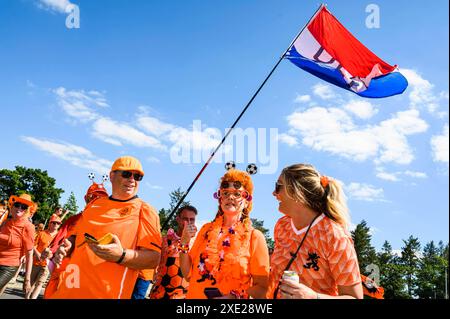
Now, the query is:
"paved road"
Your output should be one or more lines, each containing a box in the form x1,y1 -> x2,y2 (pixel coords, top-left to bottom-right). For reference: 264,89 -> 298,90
0,275 -> 44,299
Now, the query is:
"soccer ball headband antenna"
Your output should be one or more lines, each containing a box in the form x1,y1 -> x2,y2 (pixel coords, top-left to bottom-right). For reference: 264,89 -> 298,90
213,161 -> 258,201
88,172 -> 109,184
224,161 -> 258,175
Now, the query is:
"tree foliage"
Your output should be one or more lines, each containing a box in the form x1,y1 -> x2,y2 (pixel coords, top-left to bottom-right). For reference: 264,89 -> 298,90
0,166 -> 64,223
63,191 -> 79,217
351,220 -> 377,274
158,188 -> 191,235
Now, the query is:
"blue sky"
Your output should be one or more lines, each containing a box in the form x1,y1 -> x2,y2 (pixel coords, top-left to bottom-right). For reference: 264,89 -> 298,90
1,0 -> 448,251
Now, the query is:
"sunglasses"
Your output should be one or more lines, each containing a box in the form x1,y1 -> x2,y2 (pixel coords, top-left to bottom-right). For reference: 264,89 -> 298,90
274,182 -> 284,194
50,221 -> 61,225
220,181 -> 242,190
13,202 -> 29,210
115,170 -> 143,181
218,189 -> 251,200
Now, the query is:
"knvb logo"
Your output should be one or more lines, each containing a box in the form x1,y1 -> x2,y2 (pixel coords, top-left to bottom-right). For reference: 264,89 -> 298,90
65,4 -> 80,29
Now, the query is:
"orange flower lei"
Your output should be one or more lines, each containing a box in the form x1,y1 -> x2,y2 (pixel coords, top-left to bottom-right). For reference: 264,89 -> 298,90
197,215 -> 252,290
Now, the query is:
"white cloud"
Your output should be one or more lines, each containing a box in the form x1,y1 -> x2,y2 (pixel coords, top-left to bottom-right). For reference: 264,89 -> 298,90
431,124 -> 449,163
402,69 -> 448,116
343,100 -> 378,119
22,136 -> 112,174
294,94 -> 311,103
146,156 -> 161,163
92,117 -> 166,150
138,117 -> 225,155
375,167 -> 428,182
403,171 -> 428,178
36,0 -> 73,13
312,83 -> 336,100
137,116 -> 176,137
346,182 -> 384,202
376,171 -> 400,182
278,133 -> 298,146
54,87 -> 109,123
286,107 -> 428,165
145,182 -> 163,190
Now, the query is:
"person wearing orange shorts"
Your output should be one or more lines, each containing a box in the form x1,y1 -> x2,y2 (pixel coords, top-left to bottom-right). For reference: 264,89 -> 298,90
268,163 -> 363,299
179,167 -> 270,299
50,156 -> 162,299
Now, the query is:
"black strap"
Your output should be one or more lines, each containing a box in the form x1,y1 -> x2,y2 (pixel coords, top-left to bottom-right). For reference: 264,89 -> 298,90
273,213 -> 321,299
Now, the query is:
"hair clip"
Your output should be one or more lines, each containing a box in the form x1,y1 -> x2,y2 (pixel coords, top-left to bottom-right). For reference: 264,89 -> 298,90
320,176 -> 329,189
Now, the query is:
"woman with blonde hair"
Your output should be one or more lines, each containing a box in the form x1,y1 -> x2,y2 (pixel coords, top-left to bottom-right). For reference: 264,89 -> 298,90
180,166 -> 270,299
268,163 -> 363,299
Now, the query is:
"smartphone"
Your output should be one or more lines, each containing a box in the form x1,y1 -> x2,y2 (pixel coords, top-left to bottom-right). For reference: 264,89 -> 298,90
84,233 -> 98,244
204,287 -> 222,299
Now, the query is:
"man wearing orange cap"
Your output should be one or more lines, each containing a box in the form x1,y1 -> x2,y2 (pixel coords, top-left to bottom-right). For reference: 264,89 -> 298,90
0,194 -> 35,297
27,214 -> 61,299
51,156 -> 162,299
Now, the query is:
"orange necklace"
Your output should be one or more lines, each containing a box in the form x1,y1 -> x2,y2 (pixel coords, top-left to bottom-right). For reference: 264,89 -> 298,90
197,215 -> 252,285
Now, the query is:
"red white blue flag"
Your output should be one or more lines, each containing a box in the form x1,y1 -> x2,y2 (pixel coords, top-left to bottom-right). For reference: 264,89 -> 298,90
286,5 -> 408,98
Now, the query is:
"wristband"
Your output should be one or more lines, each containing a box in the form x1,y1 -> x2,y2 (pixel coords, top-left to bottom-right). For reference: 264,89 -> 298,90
116,249 -> 126,264
177,243 -> 189,254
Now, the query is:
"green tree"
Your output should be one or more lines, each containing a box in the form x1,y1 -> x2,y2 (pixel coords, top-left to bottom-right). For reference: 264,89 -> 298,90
351,220 -> 378,274
400,236 -> 421,298
416,241 -> 449,299
377,240 -> 409,299
251,218 -> 274,251
158,188 -> 191,235
0,166 -> 64,223
63,191 -> 79,218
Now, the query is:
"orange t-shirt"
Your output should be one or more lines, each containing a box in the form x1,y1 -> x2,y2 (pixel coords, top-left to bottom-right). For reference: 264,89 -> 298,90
34,230 -> 57,267
0,218 -> 35,267
49,197 -> 162,299
267,215 -> 361,298
186,222 -> 270,299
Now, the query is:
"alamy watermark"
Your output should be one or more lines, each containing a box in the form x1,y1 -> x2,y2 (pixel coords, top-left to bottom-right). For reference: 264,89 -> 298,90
169,120 -> 279,174
65,4 -> 80,29
365,4 -> 380,29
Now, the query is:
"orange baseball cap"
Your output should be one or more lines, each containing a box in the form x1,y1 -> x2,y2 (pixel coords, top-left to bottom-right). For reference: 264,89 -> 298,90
49,214 -> 62,224
9,193 -> 35,208
111,156 -> 144,176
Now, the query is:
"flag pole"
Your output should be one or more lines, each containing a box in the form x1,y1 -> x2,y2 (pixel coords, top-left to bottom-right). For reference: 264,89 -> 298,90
161,4 -> 325,231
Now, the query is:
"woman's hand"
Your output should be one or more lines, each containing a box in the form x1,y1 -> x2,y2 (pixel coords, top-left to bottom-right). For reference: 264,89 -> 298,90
279,279 -> 318,299
88,234 -> 124,263
180,221 -> 197,245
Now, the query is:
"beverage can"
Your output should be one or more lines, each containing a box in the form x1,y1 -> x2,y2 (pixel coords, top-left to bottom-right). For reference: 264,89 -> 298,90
282,271 -> 299,283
